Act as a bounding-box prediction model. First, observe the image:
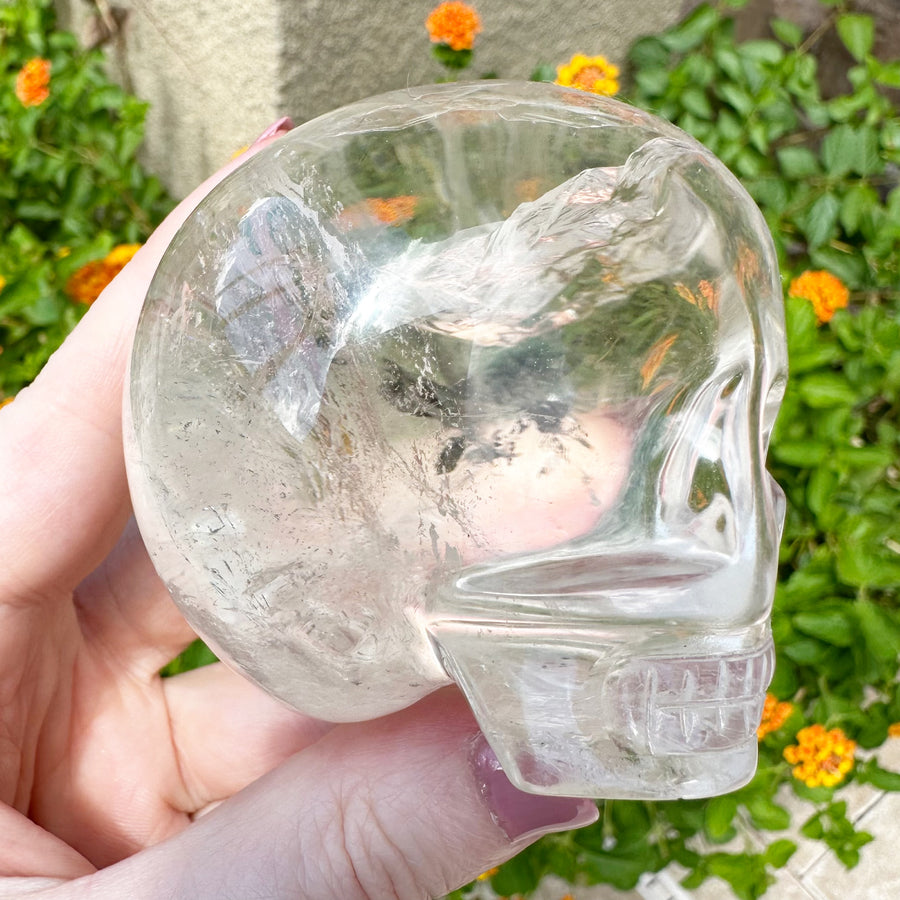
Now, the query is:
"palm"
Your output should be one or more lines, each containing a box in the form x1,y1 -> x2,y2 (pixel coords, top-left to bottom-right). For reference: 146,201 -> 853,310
24,556 -> 188,868
0,513 -> 326,879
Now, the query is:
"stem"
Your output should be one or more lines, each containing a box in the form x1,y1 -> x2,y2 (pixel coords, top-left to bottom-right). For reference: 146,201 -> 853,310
797,9 -> 840,56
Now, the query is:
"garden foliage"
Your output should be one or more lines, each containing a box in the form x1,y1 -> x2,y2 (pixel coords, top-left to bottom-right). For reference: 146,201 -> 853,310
0,0 -> 171,399
451,0 -> 900,897
3,0 -> 900,897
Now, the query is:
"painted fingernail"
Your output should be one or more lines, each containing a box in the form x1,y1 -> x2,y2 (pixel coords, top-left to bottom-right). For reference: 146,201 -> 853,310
470,734 -> 599,843
252,116 -> 294,146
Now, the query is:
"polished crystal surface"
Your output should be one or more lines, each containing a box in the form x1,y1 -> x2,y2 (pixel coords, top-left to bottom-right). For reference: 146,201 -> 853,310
125,81 -> 787,799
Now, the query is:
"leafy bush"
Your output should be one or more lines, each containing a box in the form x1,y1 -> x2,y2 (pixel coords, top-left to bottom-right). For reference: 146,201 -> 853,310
5,0 -> 900,896
0,0 -> 172,399
448,1 -> 900,897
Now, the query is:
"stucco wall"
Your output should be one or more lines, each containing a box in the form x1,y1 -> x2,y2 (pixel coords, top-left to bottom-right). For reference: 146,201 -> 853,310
56,0 -> 685,198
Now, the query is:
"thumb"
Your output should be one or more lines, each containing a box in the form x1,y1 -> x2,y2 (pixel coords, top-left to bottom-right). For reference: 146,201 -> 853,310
77,689 -> 598,899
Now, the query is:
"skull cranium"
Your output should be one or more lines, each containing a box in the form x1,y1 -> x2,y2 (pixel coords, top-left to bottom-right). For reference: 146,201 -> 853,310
125,81 -> 787,799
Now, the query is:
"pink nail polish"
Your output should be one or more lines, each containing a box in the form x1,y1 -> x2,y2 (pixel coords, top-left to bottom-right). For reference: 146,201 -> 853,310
252,116 -> 295,146
470,734 -> 599,843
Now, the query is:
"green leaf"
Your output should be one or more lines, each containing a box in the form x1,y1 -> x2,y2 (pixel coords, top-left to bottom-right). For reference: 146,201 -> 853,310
661,3 -> 720,53
776,146 -> 819,178
745,795 -> 791,831
764,839 -> 797,868
872,60 -> 900,89
770,18 -> 802,47
793,610 -> 855,647
529,63 -> 556,83
837,520 -> 900,589
628,35 -> 670,69
808,246 -> 869,288
719,83 -> 755,117
159,638 -> 217,676
740,39 -> 784,65
783,638 -> 829,666
798,372 -> 858,408
840,183 -> 878,235
489,847 -> 541,895
15,200 -> 60,222
789,343 -> 843,376
821,124 -> 882,177
772,441 -> 829,466
681,86 -> 714,119
431,44 -> 472,69
634,68 -> 670,97
705,794 -> 738,842
801,193 -> 841,250
857,760 -> 900,792
800,814 -> 825,840
579,846 -> 662,891
855,600 -> 900,664
836,13 -> 875,62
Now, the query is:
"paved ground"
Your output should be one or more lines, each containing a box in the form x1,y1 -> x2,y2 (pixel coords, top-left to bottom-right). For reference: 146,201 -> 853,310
469,739 -> 900,900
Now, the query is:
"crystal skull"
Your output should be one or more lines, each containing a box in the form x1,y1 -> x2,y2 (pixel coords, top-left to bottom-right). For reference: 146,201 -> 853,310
124,81 -> 787,799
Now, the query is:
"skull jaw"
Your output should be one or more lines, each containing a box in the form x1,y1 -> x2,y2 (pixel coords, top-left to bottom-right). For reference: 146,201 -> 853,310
429,618 -> 774,799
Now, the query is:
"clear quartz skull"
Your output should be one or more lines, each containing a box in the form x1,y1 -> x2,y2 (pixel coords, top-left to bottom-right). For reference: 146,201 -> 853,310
125,81 -> 787,799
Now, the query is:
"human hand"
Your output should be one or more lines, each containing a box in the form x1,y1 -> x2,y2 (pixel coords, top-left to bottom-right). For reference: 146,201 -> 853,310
0,122 -> 598,899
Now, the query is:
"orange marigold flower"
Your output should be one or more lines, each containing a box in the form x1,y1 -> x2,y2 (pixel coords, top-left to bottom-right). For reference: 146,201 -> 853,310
426,2 -> 481,51
556,54 -> 620,97
65,243 -> 142,305
15,57 -> 51,108
66,260 -> 112,306
757,693 -> 794,740
888,722 -> 900,738
784,724 -> 856,789
788,270 -> 849,324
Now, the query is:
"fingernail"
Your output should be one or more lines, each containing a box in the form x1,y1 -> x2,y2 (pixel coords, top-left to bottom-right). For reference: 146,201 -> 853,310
252,116 -> 294,146
470,734 -> 599,843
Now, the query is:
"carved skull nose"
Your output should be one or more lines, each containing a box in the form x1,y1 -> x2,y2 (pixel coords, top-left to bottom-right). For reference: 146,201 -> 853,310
126,81 -> 787,799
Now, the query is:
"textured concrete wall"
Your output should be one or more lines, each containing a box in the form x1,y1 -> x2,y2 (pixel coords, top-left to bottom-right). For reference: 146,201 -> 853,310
57,0 -> 685,198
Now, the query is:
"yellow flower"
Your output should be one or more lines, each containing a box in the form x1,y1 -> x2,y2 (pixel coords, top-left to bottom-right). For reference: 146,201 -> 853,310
0,274 -> 6,294
15,58 -> 51,108
783,724 -> 856,789
104,243 -> 142,268
0,396 -> 13,410
788,270 -> 850,324
757,693 -> 794,740
888,723 -> 900,738
476,866 -> 499,881
426,2 -> 481,51
65,243 -> 142,306
556,54 -> 620,96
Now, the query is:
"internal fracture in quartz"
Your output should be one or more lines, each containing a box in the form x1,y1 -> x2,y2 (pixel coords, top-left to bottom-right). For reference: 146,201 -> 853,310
125,81 -> 787,799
